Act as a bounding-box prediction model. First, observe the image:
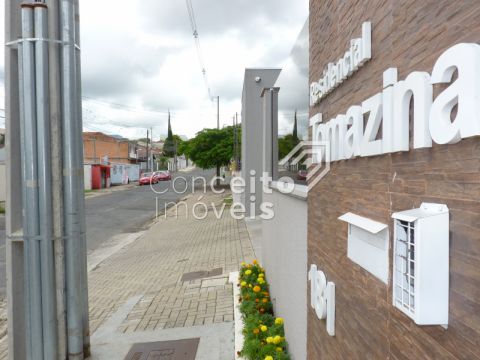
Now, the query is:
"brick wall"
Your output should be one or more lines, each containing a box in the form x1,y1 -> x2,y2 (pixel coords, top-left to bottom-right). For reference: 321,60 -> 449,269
83,132 -> 131,164
308,1 -> 480,358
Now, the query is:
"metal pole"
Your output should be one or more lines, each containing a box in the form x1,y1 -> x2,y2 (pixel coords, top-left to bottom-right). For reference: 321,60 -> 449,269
73,0 -> 90,355
235,112 -> 239,169
151,127 -> 153,172
20,3 -> 44,358
21,4 -> 44,358
146,130 -> 149,172
216,96 -> 220,184
60,0 -> 84,357
34,4 -> 58,359
6,0 -> 27,357
44,0 -> 68,356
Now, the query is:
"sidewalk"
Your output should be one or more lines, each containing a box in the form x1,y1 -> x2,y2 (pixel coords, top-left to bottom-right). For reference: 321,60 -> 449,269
0,189 -> 254,359
89,189 -> 254,358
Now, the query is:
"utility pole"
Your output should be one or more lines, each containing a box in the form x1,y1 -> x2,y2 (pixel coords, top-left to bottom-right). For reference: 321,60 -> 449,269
5,0 -> 89,358
233,115 -> 236,171
150,127 -> 153,171
217,96 -> 220,129
146,129 -> 150,172
235,112 -> 240,170
174,140 -> 178,172
216,96 -> 220,185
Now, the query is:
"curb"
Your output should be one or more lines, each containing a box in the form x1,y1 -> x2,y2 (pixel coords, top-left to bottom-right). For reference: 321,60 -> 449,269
229,271 -> 245,360
85,183 -> 137,199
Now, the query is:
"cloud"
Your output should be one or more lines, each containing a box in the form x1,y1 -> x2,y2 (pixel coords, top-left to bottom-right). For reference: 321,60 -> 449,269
0,0 -> 308,138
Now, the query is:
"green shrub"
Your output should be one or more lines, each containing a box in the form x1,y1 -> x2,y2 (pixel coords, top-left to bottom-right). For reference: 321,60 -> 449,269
238,260 -> 290,360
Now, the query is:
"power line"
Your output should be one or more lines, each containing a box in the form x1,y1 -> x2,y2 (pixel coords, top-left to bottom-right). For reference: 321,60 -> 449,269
186,0 -> 213,101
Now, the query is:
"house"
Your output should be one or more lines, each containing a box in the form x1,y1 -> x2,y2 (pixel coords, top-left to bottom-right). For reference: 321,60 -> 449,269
83,132 -> 137,164
83,132 -> 140,188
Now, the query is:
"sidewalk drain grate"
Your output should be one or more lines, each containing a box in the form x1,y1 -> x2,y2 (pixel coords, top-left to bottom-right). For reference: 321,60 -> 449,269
181,267 -> 223,282
124,338 -> 200,360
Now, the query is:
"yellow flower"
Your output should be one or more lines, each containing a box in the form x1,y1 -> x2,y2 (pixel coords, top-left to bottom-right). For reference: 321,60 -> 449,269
257,278 -> 264,284
276,347 -> 283,352
248,284 -> 252,288
241,262 -> 246,267
266,337 -> 274,344
275,317 -> 284,325
260,325 -> 268,332
262,298 -> 268,303
245,269 -> 252,275
253,286 -> 261,293
253,259 -> 258,265
273,335 -> 282,344
241,281 -> 247,287
259,273 -> 265,278
265,356 -> 273,360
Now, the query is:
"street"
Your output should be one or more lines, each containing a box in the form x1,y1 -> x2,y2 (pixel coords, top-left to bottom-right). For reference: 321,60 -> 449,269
0,168 -> 214,297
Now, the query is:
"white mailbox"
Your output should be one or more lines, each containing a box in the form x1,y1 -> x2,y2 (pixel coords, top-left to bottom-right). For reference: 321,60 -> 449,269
392,203 -> 449,327
338,212 -> 389,284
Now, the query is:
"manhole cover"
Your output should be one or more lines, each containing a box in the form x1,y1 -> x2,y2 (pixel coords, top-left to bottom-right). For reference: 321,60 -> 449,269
124,338 -> 200,360
181,267 -> 223,282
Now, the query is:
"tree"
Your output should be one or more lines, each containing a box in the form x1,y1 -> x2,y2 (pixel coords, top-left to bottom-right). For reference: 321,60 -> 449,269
177,138 -> 191,156
293,109 -> 298,140
163,111 -> 175,157
278,134 -> 300,160
278,112 -> 300,160
186,126 -> 239,184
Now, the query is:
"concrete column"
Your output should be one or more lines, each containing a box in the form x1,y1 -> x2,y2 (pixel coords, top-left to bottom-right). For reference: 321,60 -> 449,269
261,87 -> 279,180
240,69 -> 280,218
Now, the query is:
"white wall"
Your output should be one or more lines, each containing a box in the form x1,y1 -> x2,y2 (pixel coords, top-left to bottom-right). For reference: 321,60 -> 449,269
262,187 -> 307,360
84,164 -> 92,190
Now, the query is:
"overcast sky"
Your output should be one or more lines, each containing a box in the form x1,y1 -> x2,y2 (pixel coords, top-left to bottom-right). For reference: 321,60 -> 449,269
0,0 -> 308,140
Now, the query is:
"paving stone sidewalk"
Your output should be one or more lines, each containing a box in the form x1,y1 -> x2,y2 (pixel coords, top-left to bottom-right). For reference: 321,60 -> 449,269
88,189 -> 254,358
0,189 -> 255,359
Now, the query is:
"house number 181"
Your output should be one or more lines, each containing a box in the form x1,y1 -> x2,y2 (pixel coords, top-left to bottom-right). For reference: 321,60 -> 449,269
308,264 -> 335,336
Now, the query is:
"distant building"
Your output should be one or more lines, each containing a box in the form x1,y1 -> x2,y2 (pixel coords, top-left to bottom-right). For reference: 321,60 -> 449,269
83,132 -> 137,165
82,132 -> 142,188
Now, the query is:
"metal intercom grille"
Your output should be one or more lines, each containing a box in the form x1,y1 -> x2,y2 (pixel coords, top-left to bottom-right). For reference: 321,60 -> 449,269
394,220 -> 415,316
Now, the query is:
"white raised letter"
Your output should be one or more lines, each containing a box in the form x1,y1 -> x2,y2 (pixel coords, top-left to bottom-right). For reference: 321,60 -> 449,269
429,43 -> 480,144
361,93 -> 383,156
344,105 -> 363,159
361,22 -> 372,61
393,71 -> 433,151
382,68 -> 397,154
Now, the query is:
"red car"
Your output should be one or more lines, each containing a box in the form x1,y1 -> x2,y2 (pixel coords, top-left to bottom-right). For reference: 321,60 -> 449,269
154,171 -> 172,181
139,172 -> 158,185
297,169 -> 308,181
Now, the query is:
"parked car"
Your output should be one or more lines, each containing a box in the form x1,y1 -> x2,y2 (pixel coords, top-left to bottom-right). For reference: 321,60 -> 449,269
154,171 -> 172,181
139,172 -> 157,185
297,169 -> 308,181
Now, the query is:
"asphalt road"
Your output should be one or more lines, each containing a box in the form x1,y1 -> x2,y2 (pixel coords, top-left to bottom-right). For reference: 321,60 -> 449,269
85,168 -> 214,252
0,168 -> 214,296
